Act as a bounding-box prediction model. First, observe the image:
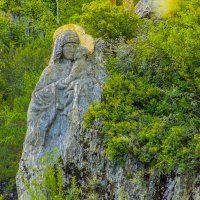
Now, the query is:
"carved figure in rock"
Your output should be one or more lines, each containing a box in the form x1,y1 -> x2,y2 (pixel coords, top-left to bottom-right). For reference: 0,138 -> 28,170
16,24 -> 105,200
57,46 -> 90,123
27,30 -> 81,147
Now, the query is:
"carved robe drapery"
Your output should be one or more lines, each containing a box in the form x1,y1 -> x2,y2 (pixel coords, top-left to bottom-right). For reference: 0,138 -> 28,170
16,26 -> 105,200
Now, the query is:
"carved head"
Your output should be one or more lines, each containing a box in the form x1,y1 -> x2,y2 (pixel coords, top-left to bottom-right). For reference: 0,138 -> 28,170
51,31 -> 80,63
50,25 -> 95,65
74,46 -> 89,60
62,31 -> 80,44
62,31 -> 80,60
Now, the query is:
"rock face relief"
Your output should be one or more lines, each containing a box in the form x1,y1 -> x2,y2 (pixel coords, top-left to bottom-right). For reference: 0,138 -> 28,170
16,25 -> 105,199
16,23 -> 200,200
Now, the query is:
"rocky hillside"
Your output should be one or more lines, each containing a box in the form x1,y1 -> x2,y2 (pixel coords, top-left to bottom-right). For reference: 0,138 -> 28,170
0,0 -> 199,199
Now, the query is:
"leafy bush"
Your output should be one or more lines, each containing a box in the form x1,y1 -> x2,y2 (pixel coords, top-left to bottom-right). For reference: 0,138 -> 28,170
80,0 -> 140,39
84,0 -> 200,174
0,38 -> 51,187
59,0 -> 94,24
26,150 -> 81,200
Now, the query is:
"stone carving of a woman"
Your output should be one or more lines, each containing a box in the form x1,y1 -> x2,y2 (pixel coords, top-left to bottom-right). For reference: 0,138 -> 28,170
16,24 -> 105,200
19,24 -> 99,154
27,30 -> 81,148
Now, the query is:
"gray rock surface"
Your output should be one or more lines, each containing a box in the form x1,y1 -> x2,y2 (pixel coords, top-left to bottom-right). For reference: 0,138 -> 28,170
134,0 -> 157,18
16,29 -> 106,199
16,26 -> 200,200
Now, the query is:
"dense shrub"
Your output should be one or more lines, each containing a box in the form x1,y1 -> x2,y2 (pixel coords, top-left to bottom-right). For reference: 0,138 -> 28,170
84,0 -> 200,173
80,0 -> 140,39
0,38 -> 52,187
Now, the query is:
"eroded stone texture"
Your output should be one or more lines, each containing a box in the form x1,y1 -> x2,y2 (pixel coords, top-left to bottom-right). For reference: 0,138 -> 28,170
134,0 -> 157,18
16,25 -> 200,200
16,27 -> 106,200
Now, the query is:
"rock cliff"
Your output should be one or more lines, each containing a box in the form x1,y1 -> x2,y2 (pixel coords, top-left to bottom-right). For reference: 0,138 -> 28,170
16,24 -> 199,200
16,24 -> 106,199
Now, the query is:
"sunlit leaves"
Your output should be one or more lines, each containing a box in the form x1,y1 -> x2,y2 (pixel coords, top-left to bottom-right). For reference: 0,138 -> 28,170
80,0 -> 140,39
84,0 -> 200,174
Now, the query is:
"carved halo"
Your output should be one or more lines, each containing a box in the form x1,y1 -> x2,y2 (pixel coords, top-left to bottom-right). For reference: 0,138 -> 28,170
53,24 -> 95,54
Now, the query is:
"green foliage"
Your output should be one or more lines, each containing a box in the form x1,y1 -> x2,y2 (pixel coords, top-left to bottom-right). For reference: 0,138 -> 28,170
26,150 -> 81,200
0,0 -> 199,195
23,0 -> 57,34
65,177 -> 81,200
80,0 -> 140,39
59,0 -> 94,24
0,0 -> 22,13
0,37 -> 52,186
87,193 -> 99,200
84,0 -> 200,174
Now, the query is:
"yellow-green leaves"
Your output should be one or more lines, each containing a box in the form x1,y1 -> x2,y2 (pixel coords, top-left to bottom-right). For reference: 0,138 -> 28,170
80,0 -> 140,39
84,0 -> 200,173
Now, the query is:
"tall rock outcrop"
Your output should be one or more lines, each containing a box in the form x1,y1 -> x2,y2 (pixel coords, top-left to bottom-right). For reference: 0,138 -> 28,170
16,24 -> 200,200
16,24 -> 106,199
